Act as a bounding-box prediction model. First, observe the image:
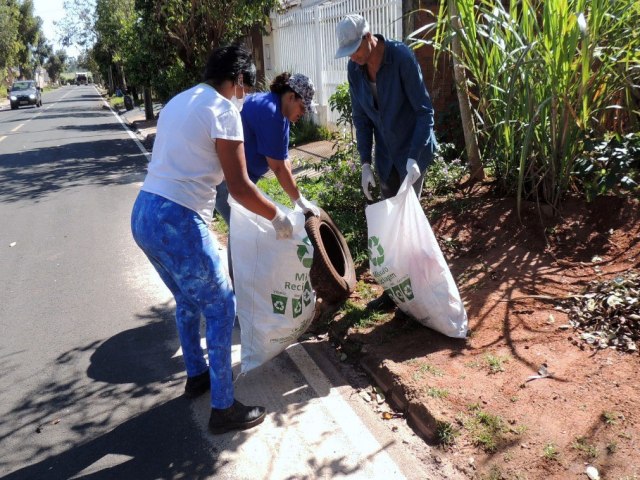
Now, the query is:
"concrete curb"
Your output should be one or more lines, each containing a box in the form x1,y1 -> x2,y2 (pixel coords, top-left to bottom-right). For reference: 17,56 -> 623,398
326,323 -> 444,444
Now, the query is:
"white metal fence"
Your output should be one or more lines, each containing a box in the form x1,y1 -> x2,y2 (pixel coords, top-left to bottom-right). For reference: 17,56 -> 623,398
268,0 -> 402,126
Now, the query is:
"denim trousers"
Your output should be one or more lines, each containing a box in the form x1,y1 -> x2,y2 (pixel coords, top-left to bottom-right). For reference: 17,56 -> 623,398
131,191 -> 235,409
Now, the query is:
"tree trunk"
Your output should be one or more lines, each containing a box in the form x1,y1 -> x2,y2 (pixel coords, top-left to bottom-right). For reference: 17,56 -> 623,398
449,0 -> 484,181
118,64 -> 127,92
108,65 -> 114,94
144,86 -> 154,121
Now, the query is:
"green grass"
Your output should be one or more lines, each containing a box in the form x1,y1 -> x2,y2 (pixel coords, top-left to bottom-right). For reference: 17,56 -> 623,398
484,354 -> 508,374
411,361 -> 445,381
602,411 -> 621,426
289,117 -> 331,147
543,442 -> 560,461
435,420 -> 459,446
353,280 -> 377,301
426,386 -> 450,399
463,404 -> 507,453
337,300 -> 389,329
573,436 -> 599,459
108,96 -> 124,110
210,213 -> 228,236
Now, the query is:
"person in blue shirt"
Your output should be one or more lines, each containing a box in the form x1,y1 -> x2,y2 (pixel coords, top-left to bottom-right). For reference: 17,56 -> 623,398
215,72 -> 320,226
335,14 -> 437,201
335,14 -> 437,310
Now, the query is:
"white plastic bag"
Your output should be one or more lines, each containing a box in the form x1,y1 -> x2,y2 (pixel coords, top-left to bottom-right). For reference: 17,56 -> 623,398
229,196 -> 316,373
365,178 -> 468,338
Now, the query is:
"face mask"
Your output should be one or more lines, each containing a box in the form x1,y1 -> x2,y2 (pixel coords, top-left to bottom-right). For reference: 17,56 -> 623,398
230,81 -> 245,111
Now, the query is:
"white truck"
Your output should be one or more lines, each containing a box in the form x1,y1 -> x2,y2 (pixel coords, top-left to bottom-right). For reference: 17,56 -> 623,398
75,72 -> 89,85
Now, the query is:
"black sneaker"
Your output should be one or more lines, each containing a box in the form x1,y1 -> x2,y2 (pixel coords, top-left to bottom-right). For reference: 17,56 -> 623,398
366,292 -> 396,311
208,400 -> 266,434
184,370 -> 210,398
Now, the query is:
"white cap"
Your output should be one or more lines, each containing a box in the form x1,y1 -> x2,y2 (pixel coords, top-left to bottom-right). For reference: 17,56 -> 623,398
335,14 -> 369,59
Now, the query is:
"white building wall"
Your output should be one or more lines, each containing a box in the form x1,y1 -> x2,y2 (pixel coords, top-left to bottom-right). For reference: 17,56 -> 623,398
267,0 -> 402,127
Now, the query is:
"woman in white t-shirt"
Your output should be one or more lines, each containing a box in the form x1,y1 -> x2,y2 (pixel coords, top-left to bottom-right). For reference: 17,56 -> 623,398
131,45 -> 290,435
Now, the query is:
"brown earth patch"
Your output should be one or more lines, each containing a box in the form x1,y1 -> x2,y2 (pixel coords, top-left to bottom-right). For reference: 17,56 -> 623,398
319,188 -> 640,480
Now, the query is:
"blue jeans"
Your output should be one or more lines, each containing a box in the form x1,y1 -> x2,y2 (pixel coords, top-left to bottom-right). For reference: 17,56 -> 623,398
131,191 -> 235,408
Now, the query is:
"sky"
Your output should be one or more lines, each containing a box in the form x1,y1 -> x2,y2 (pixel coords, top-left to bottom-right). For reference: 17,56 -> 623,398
32,0 -> 82,58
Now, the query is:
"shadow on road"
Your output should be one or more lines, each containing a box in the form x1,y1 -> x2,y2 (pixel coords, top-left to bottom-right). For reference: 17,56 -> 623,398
0,303 -> 225,479
34,112 -> 113,121
1,397 -> 221,480
1,292 -> 376,479
0,138 -> 148,203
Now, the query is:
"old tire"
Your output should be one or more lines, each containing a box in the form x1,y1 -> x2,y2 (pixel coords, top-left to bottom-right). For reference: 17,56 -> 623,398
304,208 -> 356,305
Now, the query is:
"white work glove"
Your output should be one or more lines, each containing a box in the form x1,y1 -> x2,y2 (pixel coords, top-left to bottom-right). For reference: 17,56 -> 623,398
270,208 -> 293,240
361,163 -> 376,201
294,194 -> 320,216
406,158 -> 421,185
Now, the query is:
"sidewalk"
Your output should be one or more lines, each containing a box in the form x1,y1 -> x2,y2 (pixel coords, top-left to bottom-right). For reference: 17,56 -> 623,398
118,103 -> 163,150
120,104 -> 334,176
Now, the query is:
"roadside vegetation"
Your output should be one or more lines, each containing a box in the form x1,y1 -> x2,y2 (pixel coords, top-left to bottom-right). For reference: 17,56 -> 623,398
411,0 -> 640,216
278,0 -> 640,273
1,0 -> 68,92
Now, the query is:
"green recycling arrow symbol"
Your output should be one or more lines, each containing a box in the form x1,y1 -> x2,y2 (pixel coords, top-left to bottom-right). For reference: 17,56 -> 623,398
368,236 -> 385,266
297,244 -> 313,268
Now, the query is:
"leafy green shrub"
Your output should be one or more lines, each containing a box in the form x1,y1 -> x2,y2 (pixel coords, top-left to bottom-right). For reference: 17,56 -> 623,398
256,176 -> 292,206
328,82 -> 353,134
425,156 -> 468,196
311,135 -> 370,264
289,116 -> 331,146
574,132 -> 640,200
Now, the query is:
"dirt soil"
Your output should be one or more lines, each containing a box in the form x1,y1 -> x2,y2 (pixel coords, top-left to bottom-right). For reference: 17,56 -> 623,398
316,188 -> 640,480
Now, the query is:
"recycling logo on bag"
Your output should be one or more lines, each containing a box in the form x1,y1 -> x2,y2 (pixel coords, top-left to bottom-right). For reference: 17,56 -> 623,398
368,236 -> 385,266
399,278 -> 415,300
392,284 -> 406,302
303,281 -> 312,306
292,297 -> 302,318
271,294 -> 288,315
297,237 -> 313,268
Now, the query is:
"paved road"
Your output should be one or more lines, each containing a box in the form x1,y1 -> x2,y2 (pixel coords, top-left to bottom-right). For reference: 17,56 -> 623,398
0,86 -> 453,479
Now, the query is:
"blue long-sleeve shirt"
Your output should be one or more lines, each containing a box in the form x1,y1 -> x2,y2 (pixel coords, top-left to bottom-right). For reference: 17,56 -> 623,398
348,35 -> 436,182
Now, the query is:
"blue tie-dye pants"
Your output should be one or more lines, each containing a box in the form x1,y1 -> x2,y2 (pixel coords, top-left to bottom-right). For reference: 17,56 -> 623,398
131,190 -> 235,409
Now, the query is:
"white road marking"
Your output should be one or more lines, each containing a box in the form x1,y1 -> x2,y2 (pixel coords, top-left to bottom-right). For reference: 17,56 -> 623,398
10,123 -> 24,132
96,85 -> 151,161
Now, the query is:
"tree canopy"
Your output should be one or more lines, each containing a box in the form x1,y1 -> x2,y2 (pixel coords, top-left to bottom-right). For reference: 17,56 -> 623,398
58,0 -> 279,100
1,0 -> 67,87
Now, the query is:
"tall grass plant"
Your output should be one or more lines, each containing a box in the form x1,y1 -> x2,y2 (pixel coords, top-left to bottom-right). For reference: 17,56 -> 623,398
411,0 -> 640,214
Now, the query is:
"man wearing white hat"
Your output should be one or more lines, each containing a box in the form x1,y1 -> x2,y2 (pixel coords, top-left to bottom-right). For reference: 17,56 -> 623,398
335,13 -> 437,310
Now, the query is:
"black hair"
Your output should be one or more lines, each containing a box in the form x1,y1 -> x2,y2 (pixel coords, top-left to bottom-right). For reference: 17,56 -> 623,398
203,44 -> 256,87
269,72 -> 299,98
